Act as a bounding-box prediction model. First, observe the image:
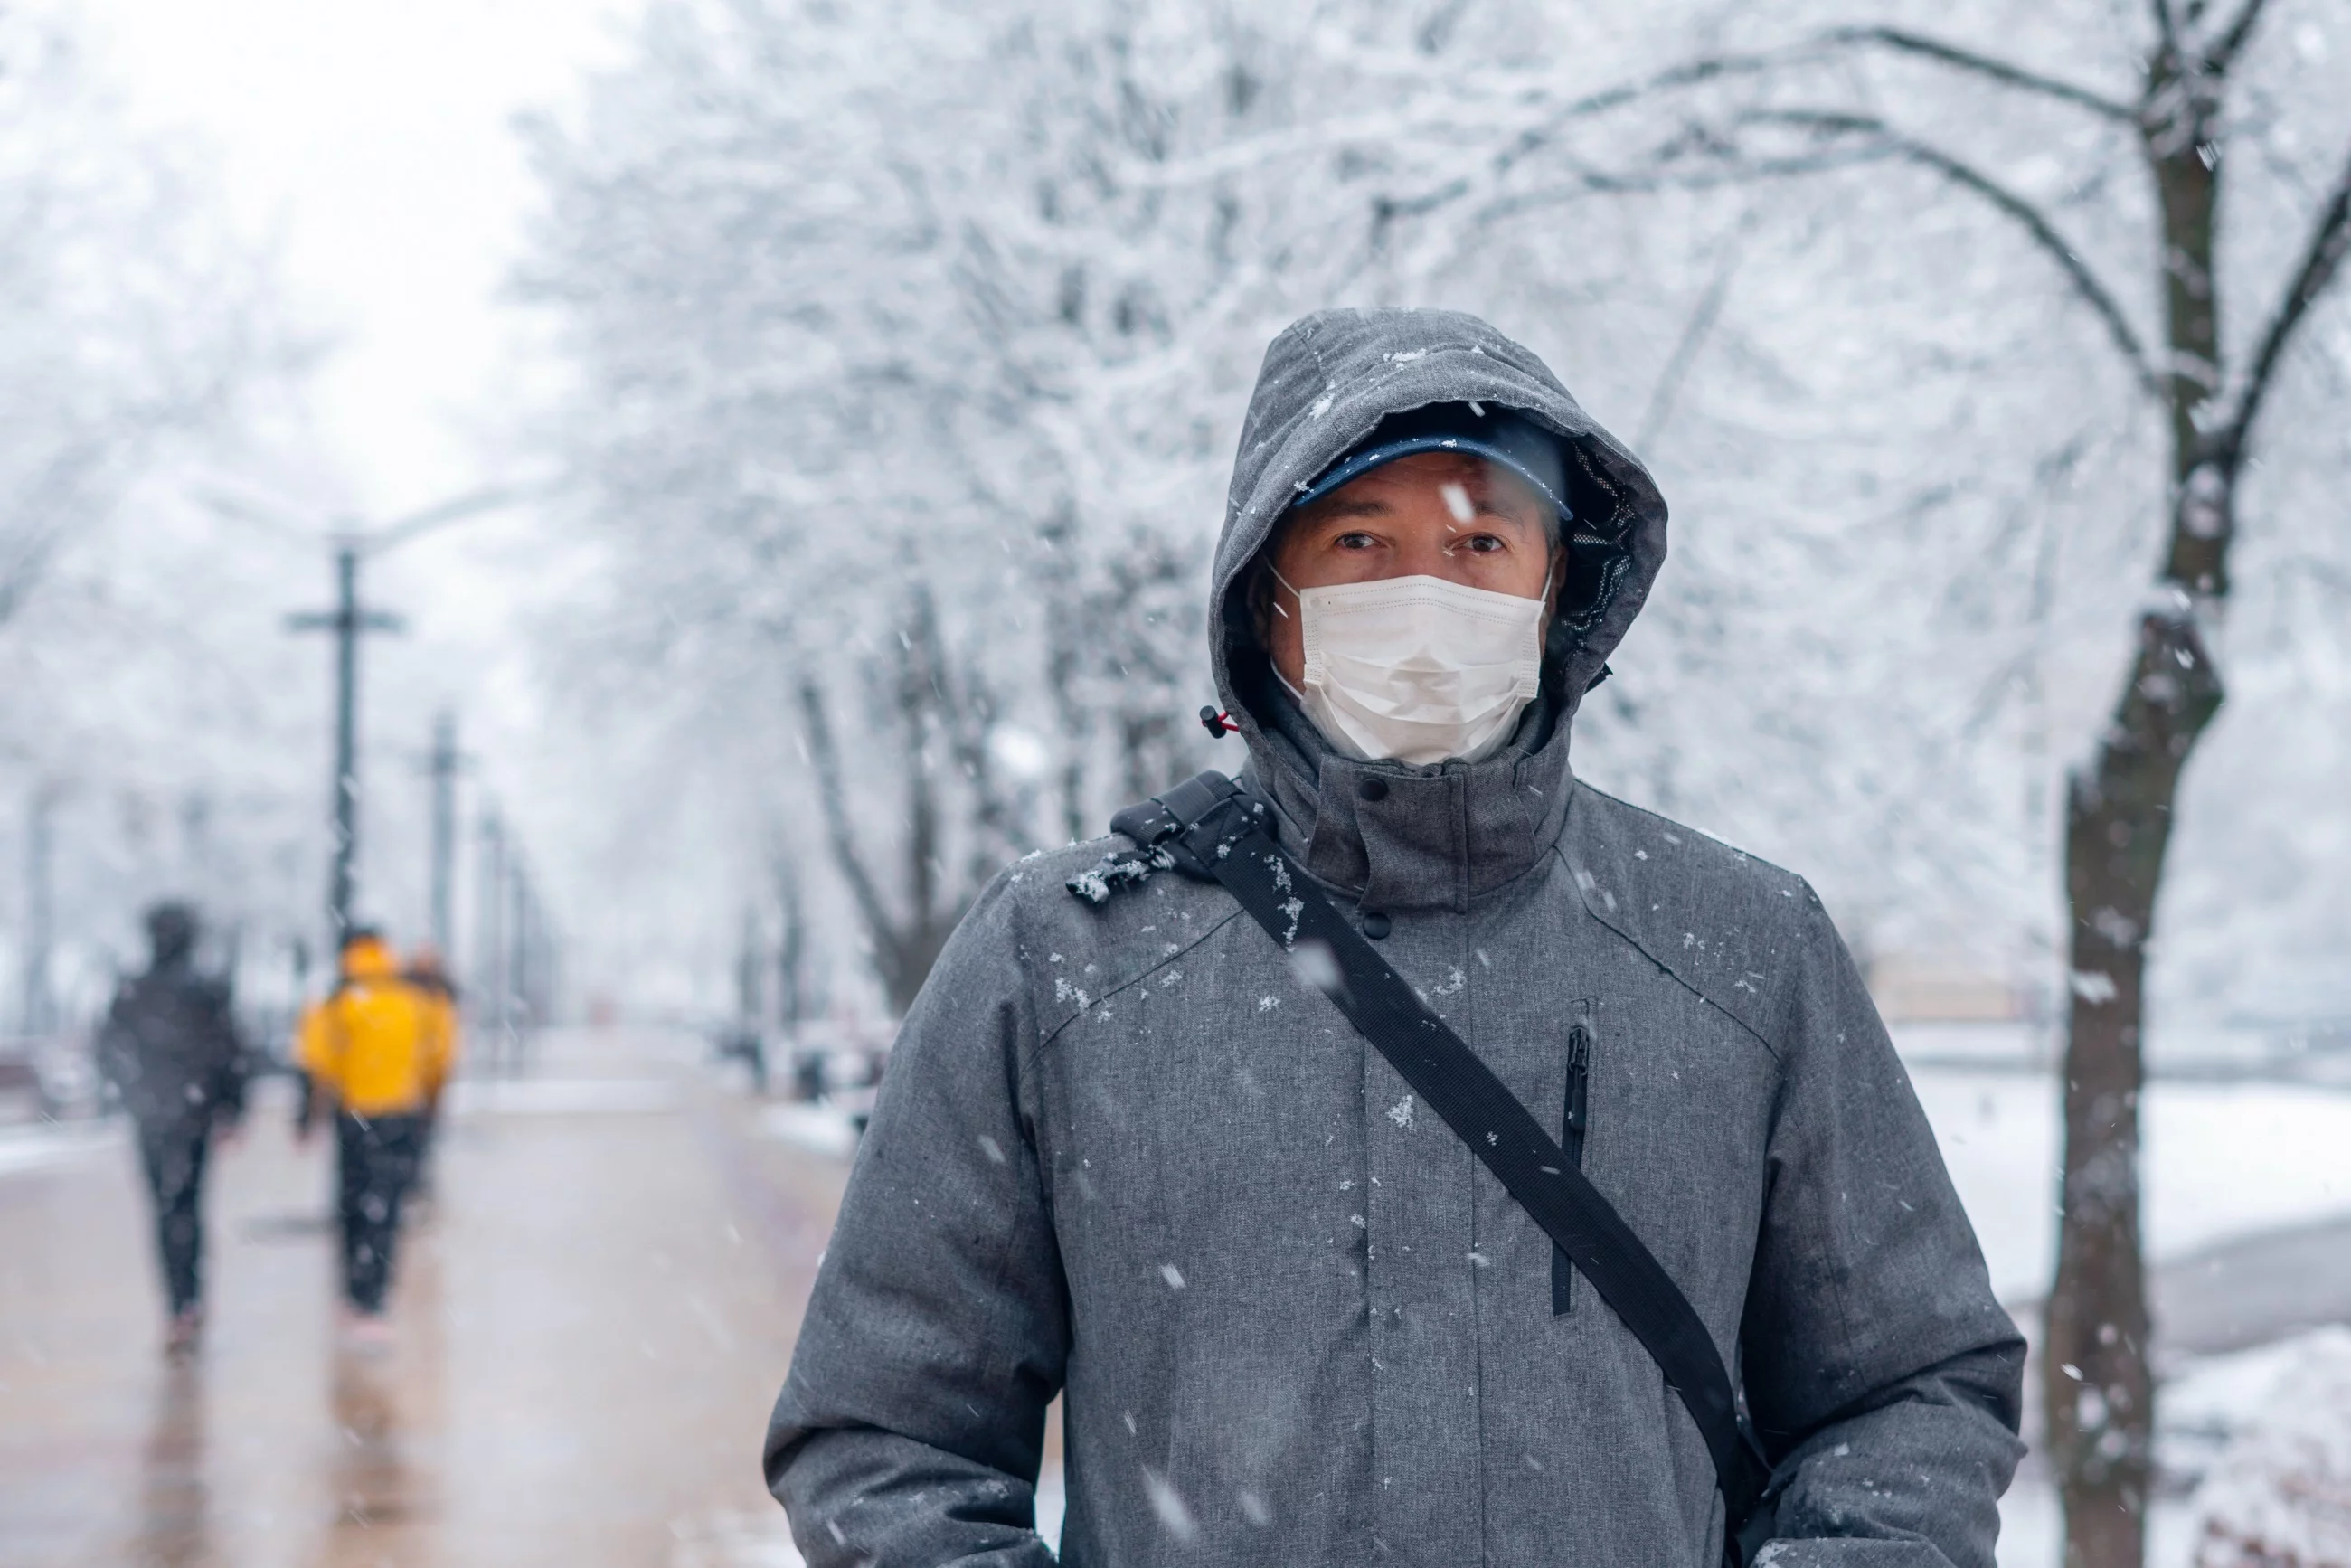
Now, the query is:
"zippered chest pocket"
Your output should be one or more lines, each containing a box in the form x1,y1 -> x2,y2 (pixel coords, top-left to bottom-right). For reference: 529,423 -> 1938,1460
1551,1022 -> 1592,1316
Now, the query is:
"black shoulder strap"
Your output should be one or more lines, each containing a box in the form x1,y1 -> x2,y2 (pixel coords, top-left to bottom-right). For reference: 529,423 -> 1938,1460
1087,771 -> 1773,1563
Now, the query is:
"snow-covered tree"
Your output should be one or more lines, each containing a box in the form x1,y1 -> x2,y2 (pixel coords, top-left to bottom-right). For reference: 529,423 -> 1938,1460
0,6 -> 307,1028
519,0 -> 2351,1195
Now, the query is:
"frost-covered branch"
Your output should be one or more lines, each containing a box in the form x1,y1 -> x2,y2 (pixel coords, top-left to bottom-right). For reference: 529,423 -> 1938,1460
1483,45 -> 1816,180
797,678 -> 898,972
0,439 -> 104,628
2204,0 -> 2274,74
1742,108 -> 2162,396
1822,25 -> 2136,123
2224,137 -> 2351,455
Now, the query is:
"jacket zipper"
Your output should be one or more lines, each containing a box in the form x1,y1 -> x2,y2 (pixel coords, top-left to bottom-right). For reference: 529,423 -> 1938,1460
1553,1024 -> 1591,1316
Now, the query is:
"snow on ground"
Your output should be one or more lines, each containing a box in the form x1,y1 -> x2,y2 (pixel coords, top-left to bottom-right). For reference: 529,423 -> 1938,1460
1896,1027 -> 2351,1568
1904,1055 -> 2351,1302
2182,1327 -> 2351,1566
760,1102 -> 863,1159
0,1119 -> 119,1179
1997,1327 -> 2351,1568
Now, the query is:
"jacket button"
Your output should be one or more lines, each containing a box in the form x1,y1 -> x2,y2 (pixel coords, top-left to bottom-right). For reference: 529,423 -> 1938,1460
1363,912 -> 1392,940
1358,777 -> 1388,802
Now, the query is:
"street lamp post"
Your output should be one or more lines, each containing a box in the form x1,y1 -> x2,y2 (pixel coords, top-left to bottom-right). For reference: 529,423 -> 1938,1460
425,711 -> 463,959
269,488 -> 514,949
288,545 -> 401,942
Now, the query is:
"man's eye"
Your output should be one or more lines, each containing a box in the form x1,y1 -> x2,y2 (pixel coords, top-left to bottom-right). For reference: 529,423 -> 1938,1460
1459,534 -> 1505,553
1335,532 -> 1378,550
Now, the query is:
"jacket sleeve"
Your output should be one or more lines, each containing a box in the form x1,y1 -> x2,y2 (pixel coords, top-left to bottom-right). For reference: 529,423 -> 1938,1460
205,979 -> 251,1126
296,1001 -> 341,1090
1737,890 -> 2025,1568
765,874 -> 1067,1568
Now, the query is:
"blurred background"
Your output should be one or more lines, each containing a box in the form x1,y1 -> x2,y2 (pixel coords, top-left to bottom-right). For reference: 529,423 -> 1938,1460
0,1 -> 2345,1565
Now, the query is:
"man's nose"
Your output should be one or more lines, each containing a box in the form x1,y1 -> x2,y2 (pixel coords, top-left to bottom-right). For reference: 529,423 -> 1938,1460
1388,525 -> 1458,580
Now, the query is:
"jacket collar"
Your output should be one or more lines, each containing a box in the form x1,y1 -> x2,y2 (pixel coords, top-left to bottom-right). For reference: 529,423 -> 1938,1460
1240,681 -> 1575,913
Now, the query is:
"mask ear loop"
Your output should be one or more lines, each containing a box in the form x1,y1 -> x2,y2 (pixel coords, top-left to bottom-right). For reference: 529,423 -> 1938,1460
1263,562 -> 1309,700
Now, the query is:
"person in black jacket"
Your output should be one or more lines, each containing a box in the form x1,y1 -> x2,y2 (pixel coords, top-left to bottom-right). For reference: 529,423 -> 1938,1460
98,902 -> 250,1353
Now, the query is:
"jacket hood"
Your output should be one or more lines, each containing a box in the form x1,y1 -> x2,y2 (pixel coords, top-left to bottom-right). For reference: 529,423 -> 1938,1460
340,936 -> 399,983
1207,307 -> 1668,906
145,902 -> 199,968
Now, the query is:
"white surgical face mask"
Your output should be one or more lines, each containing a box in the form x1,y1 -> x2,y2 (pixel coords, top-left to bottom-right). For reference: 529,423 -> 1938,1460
1279,572 -> 1545,766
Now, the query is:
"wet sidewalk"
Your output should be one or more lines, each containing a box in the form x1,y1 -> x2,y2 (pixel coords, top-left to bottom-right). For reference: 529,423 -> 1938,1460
0,1028 -> 845,1568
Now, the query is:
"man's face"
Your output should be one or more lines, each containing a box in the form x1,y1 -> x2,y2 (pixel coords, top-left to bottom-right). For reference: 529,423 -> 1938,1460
1260,451 -> 1558,692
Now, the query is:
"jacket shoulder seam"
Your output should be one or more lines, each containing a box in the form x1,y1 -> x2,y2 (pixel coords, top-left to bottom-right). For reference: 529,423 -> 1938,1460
1020,901 -> 1250,1076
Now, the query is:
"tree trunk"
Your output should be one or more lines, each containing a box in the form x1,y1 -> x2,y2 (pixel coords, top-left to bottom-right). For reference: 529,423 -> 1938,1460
775,858 -> 807,1027
2048,45 -> 2232,1568
2046,605 -> 2223,1566
1037,510 -> 1092,845
2048,129 -> 2227,1568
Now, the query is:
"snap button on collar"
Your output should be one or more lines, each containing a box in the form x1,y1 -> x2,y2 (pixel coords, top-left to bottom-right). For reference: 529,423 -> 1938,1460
1362,911 -> 1393,940
1358,777 -> 1389,802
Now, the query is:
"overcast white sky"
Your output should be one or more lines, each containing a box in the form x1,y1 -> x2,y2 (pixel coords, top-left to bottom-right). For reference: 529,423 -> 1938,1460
76,0 -> 637,519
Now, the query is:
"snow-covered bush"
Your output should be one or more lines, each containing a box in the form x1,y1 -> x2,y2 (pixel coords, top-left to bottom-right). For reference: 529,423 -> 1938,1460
2190,1327 -> 2351,1567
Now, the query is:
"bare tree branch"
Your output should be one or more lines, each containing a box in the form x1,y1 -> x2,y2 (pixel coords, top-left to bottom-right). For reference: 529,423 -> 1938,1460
1484,45 -> 1813,183
0,438 -> 106,629
1459,145 -> 1887,219
1396,99 -> 2159,399
890,597 -> 941,939
2204,0 -> 2273,74
798,678 -> 898,963
1824,26 -> 2137,123
2151,0 -> 2183,61
1636,232 -> 1745,452
1128,42 -> 1820,210
1747,109 -> 2162,396
2225,137 -> 2351,454
1378,30 -> 2130,241
904,579 -> 1034,885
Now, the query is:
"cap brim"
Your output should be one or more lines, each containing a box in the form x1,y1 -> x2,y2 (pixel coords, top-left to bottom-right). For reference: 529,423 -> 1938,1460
1289,434 -> 1573,522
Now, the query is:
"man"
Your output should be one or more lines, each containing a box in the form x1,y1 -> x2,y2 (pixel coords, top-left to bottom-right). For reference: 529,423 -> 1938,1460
767,308 -> 2024,1565
98,902 -> 250,1354
297,927 -> 455,1345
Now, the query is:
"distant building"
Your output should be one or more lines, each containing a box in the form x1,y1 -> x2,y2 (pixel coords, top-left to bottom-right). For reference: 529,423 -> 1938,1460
1867,955 -> 2033,1025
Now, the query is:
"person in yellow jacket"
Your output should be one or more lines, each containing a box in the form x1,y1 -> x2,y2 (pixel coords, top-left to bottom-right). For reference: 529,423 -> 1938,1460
296,928 -> 455,1339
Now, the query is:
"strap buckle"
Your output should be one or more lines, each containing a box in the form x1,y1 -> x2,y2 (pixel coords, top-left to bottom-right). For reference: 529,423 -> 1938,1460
1071,772 -> 1254,903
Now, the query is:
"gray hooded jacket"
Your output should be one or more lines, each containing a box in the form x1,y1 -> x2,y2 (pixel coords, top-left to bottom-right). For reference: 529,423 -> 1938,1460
767,308 -> 2025,1567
